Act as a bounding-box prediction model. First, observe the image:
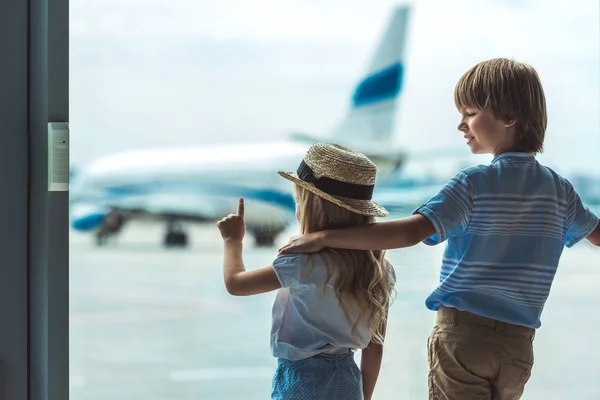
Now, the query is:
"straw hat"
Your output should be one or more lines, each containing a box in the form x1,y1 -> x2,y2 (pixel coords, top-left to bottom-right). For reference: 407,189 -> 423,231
278,143 -> 389,218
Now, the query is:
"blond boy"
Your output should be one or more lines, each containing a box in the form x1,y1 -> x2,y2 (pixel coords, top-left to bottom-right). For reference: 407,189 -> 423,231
279,58 -> 600,399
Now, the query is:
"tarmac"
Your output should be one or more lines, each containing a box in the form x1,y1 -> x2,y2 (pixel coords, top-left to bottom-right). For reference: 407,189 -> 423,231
69,222 -> 600,399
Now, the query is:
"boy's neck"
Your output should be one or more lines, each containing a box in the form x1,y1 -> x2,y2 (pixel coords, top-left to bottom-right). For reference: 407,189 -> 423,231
493,149 -> 530,157
491,152 -> 535,164
492,141 -> 528,157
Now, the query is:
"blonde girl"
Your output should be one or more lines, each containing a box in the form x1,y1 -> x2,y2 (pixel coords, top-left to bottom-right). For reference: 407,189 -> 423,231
217,143 -> 396,400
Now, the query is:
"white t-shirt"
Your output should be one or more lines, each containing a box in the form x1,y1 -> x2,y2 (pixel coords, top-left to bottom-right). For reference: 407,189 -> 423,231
270,253 -> 395,361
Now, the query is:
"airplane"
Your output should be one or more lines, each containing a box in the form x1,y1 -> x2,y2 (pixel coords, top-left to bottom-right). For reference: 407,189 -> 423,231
68,5 -> 448,248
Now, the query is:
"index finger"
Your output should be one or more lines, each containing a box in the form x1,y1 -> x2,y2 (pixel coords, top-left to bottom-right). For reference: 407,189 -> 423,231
278,244 -> 293,255
237,198 -> 244,218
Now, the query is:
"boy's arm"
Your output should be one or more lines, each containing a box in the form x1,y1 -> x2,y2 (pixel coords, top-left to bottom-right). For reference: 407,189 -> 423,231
279,214 -> 435,254
586,219 -> 600,246
564,183 -> 600,248
279,170 -> 473,255
361,339 -> 384,400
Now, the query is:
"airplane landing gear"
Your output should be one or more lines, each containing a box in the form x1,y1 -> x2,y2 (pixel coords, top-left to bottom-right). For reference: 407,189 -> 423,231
95,232 -> 109,246
163,220 -> 188,248
250,227 -> 283,248
254,234 -> 275,247
94,212 -> 124,246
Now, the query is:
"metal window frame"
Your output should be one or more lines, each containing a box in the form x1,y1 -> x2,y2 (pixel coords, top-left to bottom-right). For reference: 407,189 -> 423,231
0,0 -> 69,399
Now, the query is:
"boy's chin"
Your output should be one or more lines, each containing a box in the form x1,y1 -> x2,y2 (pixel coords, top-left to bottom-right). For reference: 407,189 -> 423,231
469,146 -> 490,155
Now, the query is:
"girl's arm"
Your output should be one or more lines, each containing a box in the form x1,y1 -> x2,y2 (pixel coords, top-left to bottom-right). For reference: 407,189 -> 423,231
222,238 -> 281,296
218,198 -> 282,296
361,302 -> 389,400
361,339 -> 384,400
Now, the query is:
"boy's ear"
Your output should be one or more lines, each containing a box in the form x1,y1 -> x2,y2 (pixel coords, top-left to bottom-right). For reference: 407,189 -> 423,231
504,119 -> 517,128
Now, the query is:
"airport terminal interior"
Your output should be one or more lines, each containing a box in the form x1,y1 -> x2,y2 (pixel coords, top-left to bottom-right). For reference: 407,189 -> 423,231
1,1 -> 599,399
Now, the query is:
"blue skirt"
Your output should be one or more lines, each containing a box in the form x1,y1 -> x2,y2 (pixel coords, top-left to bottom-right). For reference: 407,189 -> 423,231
271,351 -> 363,400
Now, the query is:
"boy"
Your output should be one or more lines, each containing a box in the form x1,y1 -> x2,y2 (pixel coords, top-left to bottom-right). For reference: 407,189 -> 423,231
278,58 -> 600,399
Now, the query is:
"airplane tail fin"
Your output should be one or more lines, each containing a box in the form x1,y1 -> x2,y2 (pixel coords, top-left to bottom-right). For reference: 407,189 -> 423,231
330,5 -> 411,144
288,5 -> 412,177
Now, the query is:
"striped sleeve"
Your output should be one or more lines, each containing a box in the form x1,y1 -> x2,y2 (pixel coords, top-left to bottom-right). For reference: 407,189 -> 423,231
564,183 -> 599,248
413,171 -> 473,245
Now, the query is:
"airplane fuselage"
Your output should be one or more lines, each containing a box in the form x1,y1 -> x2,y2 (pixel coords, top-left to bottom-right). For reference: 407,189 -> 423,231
71,141 -> 312,233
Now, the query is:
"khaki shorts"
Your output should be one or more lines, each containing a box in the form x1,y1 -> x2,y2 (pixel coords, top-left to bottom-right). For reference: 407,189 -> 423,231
428,308 -> 535,400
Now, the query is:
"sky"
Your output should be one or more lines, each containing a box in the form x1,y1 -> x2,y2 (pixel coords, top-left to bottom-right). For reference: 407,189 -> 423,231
69,0 -> 600,177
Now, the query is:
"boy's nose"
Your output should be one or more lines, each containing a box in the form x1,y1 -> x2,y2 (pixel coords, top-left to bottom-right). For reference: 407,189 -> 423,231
457,122 -> 467,132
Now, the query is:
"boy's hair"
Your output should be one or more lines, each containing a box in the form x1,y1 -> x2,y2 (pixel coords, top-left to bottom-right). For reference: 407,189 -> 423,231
454,58 -> 547,154
294,184 -> 395,344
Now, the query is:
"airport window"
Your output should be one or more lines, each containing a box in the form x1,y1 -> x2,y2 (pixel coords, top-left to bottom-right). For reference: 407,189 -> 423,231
69,1 -> 600,399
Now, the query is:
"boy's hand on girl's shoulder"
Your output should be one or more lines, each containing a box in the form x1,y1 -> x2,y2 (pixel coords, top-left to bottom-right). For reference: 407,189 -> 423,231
278,232 -> 325,255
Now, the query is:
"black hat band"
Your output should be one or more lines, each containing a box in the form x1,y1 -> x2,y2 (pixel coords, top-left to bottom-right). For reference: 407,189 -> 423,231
296,160 -> 374,200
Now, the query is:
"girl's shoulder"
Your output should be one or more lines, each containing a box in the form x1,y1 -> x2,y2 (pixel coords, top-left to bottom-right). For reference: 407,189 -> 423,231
272,252 -> 327,272
272,253 -> 325,288
272,252 -> 313,267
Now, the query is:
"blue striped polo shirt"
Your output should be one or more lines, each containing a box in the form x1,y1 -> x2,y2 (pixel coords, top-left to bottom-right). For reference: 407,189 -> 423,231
414,152 -> 599,329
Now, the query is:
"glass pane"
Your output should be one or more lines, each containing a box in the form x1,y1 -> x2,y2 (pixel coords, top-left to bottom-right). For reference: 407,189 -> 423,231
69,1 -> 600,399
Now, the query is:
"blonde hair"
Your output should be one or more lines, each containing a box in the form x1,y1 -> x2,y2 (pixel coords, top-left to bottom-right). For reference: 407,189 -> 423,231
295,184 -> 395,344
454,57 -> 547,154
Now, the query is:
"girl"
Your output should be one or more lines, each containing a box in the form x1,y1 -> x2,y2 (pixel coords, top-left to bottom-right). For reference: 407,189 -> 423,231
216,143 -> 396,399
